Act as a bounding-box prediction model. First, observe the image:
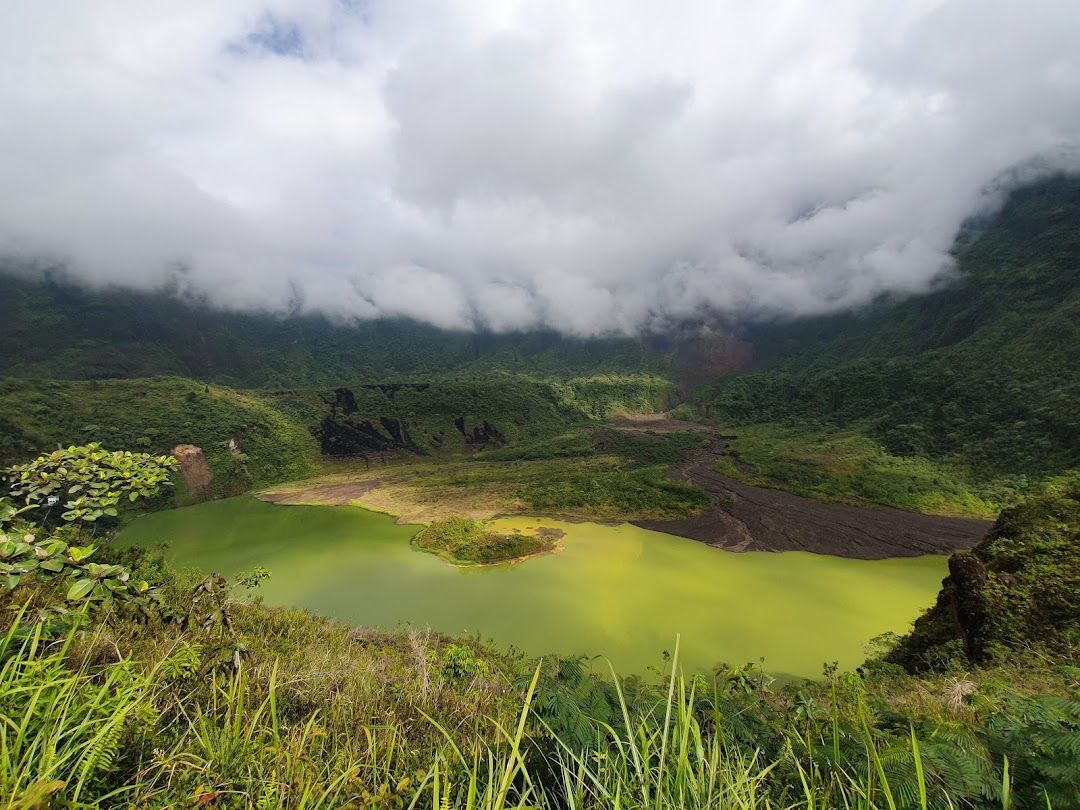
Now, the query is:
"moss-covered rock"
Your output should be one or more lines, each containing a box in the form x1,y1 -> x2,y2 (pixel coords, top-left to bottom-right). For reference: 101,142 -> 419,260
889,478 -> 1080,671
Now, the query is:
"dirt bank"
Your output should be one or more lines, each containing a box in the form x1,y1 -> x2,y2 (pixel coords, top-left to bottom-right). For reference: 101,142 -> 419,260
261,480 -> 382,505
633,438 -> 992,559
605,413 -> 714,433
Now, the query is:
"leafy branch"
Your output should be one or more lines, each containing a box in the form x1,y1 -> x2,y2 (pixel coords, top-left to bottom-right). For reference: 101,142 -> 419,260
4,442 -> 178,523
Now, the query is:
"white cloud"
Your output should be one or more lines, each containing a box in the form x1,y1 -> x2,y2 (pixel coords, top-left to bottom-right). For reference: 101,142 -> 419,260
1,0 -> 1078,335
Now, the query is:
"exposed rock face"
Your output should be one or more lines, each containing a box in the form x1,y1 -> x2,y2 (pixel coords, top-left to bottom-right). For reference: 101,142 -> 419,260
312,386 -> 506,457
671,325 -> 754,389
312,415 -> 421,456
170,444 -> 213,493
888,485 -> 1080,671
454,417 -> 507,447
946,551 -> 990,660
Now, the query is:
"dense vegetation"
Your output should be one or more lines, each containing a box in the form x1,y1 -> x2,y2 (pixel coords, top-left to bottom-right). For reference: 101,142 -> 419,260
4,176 -> 1080,806
889,474 -> 1080,671
711,424 -> 999,518
278,429 -> 712,522
310,377 -> 670,458
4,445 -> 1080,808
0,270 -> 677,386
690,174 -> 1080,510
414,516 -> 558,565
415,455 -> 710,520
0,377 -> 320,499
0,375 -> 676,513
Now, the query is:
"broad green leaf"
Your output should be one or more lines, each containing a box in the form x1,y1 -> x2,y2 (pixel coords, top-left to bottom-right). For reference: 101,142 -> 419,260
67,545 -> 95,562
66,578 -> 95,600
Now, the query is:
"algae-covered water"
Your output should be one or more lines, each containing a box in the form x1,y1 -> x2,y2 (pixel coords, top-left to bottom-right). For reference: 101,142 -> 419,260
118,496 -> 947,679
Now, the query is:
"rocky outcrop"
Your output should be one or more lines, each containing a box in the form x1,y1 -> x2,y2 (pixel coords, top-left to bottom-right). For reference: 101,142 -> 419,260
946,551 -> 990,660
312,386 -> 508,457
888,484 -> 1080,671
454,417 -> 507,447
170,444 -> 213,494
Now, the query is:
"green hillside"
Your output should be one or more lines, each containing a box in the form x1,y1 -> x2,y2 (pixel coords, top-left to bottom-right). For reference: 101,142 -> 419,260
0,272 -> 675,386
0,374 -> 673,506
886,472 -> 1080,669
3,176 -> 1078,517
691,174 -> 1080,510
4,177 -> 1080,809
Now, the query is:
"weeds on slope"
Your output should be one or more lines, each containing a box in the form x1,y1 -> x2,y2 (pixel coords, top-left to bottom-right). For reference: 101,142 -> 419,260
6,606 -> 1077,809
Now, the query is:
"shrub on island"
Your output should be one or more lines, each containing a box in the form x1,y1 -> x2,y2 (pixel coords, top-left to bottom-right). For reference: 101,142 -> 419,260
414,516 -> 558,566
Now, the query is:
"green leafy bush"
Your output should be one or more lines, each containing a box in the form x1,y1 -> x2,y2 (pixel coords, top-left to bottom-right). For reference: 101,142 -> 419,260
5,442 -> 177,522
415,516 -> 554,565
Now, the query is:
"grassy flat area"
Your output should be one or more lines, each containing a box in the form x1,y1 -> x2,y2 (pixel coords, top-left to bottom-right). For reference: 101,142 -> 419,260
268,420 -> 1003,524
263,451 -> 710,523
714,423 -> 1002,519
261,427 -> 712,523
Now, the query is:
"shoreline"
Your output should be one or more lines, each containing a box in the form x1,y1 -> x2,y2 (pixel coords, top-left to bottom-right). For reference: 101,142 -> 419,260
257,441 -> 992,560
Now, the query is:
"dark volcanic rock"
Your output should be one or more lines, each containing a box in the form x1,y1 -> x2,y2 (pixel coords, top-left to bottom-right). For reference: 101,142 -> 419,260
311,417 -> 399,456
634,438 -> 992,559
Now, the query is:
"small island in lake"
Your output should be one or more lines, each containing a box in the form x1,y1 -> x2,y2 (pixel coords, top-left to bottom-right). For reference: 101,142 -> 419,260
414,515 -> 563,566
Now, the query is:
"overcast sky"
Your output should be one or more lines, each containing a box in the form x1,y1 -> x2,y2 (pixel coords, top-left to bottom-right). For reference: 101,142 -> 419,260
1,1 -> 1078,335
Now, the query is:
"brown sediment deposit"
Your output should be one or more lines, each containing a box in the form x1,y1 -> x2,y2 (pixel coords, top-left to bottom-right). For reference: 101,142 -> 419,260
261,480 -> 383,505
634,438 -> 993,559
605,413 -> 715,433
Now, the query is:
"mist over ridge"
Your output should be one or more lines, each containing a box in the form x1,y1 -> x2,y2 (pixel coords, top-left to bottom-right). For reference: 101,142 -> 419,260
2,1 -> 1079,336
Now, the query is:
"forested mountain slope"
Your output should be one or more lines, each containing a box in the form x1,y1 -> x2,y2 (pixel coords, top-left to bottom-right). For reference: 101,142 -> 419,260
0,375 -> 672,497
2,176 -> 1077,514
0,272 -> 681,386
692,174 -> 1080,488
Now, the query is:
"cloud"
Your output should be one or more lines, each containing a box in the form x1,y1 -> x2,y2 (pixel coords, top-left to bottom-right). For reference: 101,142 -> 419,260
1,0 -> 1078,335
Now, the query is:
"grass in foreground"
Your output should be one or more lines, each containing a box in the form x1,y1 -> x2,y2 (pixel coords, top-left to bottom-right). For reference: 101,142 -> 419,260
5,598 -> 1079,810
4,475 -> 1079,810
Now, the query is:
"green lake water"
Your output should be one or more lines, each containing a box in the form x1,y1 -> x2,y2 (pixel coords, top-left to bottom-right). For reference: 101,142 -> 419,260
117,496 -> 948,679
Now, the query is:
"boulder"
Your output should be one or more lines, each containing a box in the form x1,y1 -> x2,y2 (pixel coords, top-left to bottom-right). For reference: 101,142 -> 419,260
170,444 -> 213,493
